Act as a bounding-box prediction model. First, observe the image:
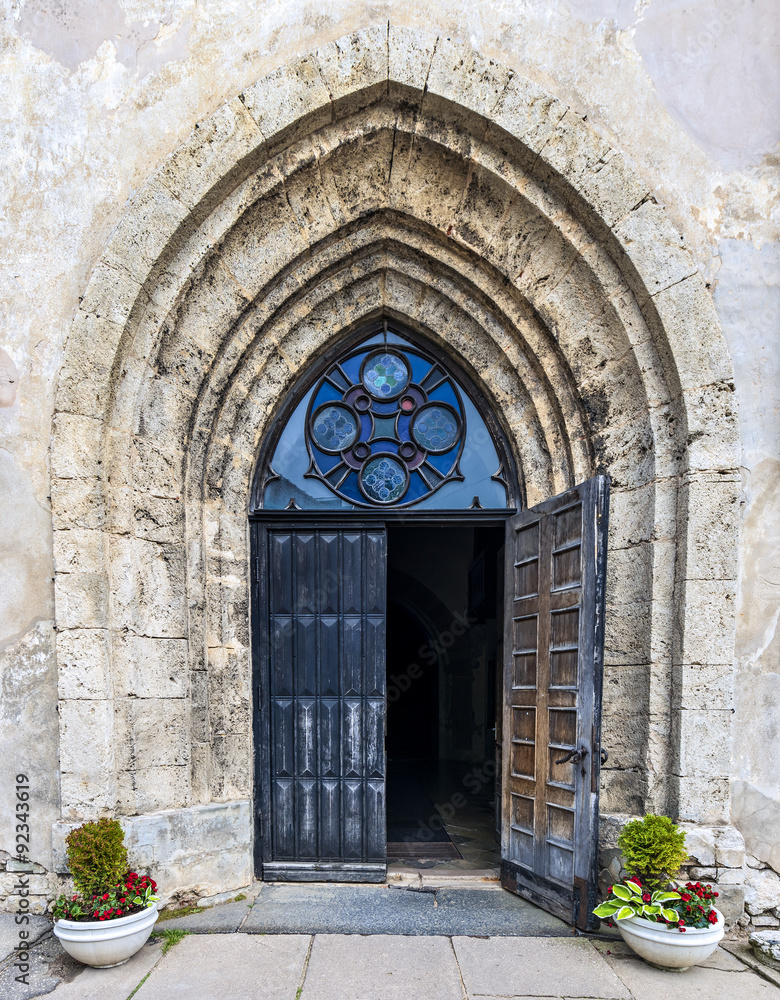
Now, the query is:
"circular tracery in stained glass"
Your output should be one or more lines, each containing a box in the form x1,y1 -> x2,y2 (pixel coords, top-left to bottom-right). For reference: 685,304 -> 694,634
360,456 -> 408,503
310,403 -> 359,453
361,352 -> 410,400
412,404 -> 461,453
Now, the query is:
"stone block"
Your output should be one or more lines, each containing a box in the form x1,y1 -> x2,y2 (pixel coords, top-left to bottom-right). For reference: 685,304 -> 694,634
58,771 -> 117,822
715,885 -> 746,928
732,781 -> 780,873
677,579 -> 736,665
240,54 -> 332,145
58,699 -> 115,774
679,473 -> 740,581
649,275 -> 735,393
689,867 -> 717,879
51,413 -> 103,480
613,199 -> 698,297
56,628 -> 111,700
210,734 -> 252,800
207,647 -> 251,735
716,826 -> 747,868
115,698 -> 188,770
102,180 -> 190,287
425,37 -> 513,125
131,492 -> 185,544
677,709 -> 732,778
388,24 -> 436,95
750,930 -> 780,969
315,26 -> 388,115
130,437 -> 185,496
113,634 -> 188,699
50,477 -> 106,531
137,376 -> 196,452
745,868 -> 780,915
117,765 -> 190,814
158,96 -> 264,212
490,70 -> 569,156
677,777 -> 730,825
109,536 -> 187,637
54,571 -> 109,629
752,915 -> 780,927
674,662 -> 734,712
52,528 -> 105,575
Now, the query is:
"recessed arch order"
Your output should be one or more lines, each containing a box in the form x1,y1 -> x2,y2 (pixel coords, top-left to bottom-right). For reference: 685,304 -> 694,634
51,26 -> 739,891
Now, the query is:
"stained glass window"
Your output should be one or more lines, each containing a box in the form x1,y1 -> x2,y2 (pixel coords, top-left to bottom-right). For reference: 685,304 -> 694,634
260,329 -> 513,510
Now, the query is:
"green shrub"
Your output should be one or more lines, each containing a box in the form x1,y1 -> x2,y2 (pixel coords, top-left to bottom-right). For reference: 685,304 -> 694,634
618,814 -> 689,890
65,818 -> 128,897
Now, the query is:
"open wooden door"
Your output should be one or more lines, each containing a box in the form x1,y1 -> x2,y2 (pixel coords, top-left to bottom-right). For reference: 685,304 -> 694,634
500,476 -> 609,929
254,524 -> 387,881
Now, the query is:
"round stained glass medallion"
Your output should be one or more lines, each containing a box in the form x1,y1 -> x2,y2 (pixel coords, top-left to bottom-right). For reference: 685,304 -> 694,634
411,404 -> 461,453
361,352 -> 410,400
360,455 -> 408,503
310,403 -> 359,453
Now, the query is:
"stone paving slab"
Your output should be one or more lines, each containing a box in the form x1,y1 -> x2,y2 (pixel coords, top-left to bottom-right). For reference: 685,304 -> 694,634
154,897 -> 254,933
300,934 -> 464,1000
239,883 -> 568,936
45,939 -> 163,1000
453,935 -> 632,998
598,943 -> 780,1000
0,916 -> 51,963
133,933 -> 310,1000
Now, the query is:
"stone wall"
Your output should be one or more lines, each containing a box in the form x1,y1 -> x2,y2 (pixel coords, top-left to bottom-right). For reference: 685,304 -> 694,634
0,2 -> 777,925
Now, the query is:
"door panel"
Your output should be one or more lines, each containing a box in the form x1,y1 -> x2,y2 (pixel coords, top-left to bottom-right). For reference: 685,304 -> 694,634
501,476 -> 609,929
255,525 -> 387,882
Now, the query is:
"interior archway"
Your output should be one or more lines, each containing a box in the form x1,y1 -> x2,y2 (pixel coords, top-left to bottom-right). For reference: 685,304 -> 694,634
50,26 -> 738,896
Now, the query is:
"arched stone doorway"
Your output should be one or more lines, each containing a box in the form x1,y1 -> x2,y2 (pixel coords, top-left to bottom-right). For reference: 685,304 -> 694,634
50,27 -> 738,910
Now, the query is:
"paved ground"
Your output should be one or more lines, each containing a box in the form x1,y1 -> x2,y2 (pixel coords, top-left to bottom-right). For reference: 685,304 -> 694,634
1,887 -> 779,999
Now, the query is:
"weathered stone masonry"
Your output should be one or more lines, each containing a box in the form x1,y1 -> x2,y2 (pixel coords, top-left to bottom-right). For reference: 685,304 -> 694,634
5,25 -> 767,926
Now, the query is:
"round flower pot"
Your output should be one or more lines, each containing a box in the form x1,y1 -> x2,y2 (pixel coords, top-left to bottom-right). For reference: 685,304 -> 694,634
53,902 -> 158,968
615,908 -> 724,972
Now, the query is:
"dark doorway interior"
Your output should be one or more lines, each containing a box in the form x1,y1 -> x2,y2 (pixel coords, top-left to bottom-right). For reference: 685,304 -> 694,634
385,525 -> 504,870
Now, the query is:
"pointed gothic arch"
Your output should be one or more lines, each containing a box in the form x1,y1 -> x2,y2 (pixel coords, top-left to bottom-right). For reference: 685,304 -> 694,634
50,26 -> 738,896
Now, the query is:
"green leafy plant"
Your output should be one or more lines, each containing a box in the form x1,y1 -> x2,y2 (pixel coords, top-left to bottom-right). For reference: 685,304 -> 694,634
153,928 -> 189,955
593,875 -> 720,933
593,876 -> 681,924
65,818 -> 128,898
617,814 -> 689,890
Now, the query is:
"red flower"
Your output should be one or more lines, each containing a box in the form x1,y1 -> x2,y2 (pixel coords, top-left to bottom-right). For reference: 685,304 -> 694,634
642,894 -> 651,903
102,893 -> 109,901
680,927 -> 686,933
680,893 -> 691,902
608,886 -> 613,893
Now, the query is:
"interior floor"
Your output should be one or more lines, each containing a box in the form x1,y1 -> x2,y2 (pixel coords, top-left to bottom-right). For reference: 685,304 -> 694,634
387,759 -> 501,873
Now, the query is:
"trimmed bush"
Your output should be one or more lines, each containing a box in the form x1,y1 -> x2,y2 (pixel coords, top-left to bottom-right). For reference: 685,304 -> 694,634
65,818 -> 128,897
618,814 -> 689,890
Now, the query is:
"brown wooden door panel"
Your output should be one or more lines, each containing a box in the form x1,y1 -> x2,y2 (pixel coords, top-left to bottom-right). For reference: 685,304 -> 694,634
501,476 -> 609,929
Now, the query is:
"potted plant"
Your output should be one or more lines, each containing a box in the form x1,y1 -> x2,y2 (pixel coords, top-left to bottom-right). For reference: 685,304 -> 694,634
51,818 -> 159,968
593,815 -> 724,971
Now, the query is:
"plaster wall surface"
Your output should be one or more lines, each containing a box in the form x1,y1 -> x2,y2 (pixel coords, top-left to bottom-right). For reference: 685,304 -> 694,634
0,0 -> 777,917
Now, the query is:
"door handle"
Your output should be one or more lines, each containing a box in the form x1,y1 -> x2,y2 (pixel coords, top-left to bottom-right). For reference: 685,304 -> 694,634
554,746 -> 588,765
600,747 -> 608,765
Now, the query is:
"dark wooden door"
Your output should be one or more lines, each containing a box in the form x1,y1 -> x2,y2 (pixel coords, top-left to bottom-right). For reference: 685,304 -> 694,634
253,525 -> 387,881
500,476 -> 609,928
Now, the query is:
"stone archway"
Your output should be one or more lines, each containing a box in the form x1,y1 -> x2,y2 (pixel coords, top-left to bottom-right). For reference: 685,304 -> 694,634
51,26 -> 738,896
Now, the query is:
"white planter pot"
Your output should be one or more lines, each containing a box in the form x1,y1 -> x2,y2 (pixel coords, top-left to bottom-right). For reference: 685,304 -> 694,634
53,902 -> 158,968
615,908 -> 724,971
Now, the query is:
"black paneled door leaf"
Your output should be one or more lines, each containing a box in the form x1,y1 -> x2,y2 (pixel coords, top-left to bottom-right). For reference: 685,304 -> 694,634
500,476 -> 609,929
253,525 -> 387,882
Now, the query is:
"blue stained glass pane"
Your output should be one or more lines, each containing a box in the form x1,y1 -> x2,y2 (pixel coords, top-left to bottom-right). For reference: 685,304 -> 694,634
406,352 -> 435,385
370,440 -> 398,455
311,404 -> 359,452
404,471 -> 428,503
340,353 -> 365,383
313,381 -> 344,406
371,401 -> 397,416
310,444 -> 341,473
426,450 -> 458,475
412,404 -> 460,452
428,381 -> 459,409
371,416 -> 397,440
362,352 -> 410,399
359,413 -> 373,440
339,470 -> 362,502
361,456 -> 407,503
397,416 -> 411,441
